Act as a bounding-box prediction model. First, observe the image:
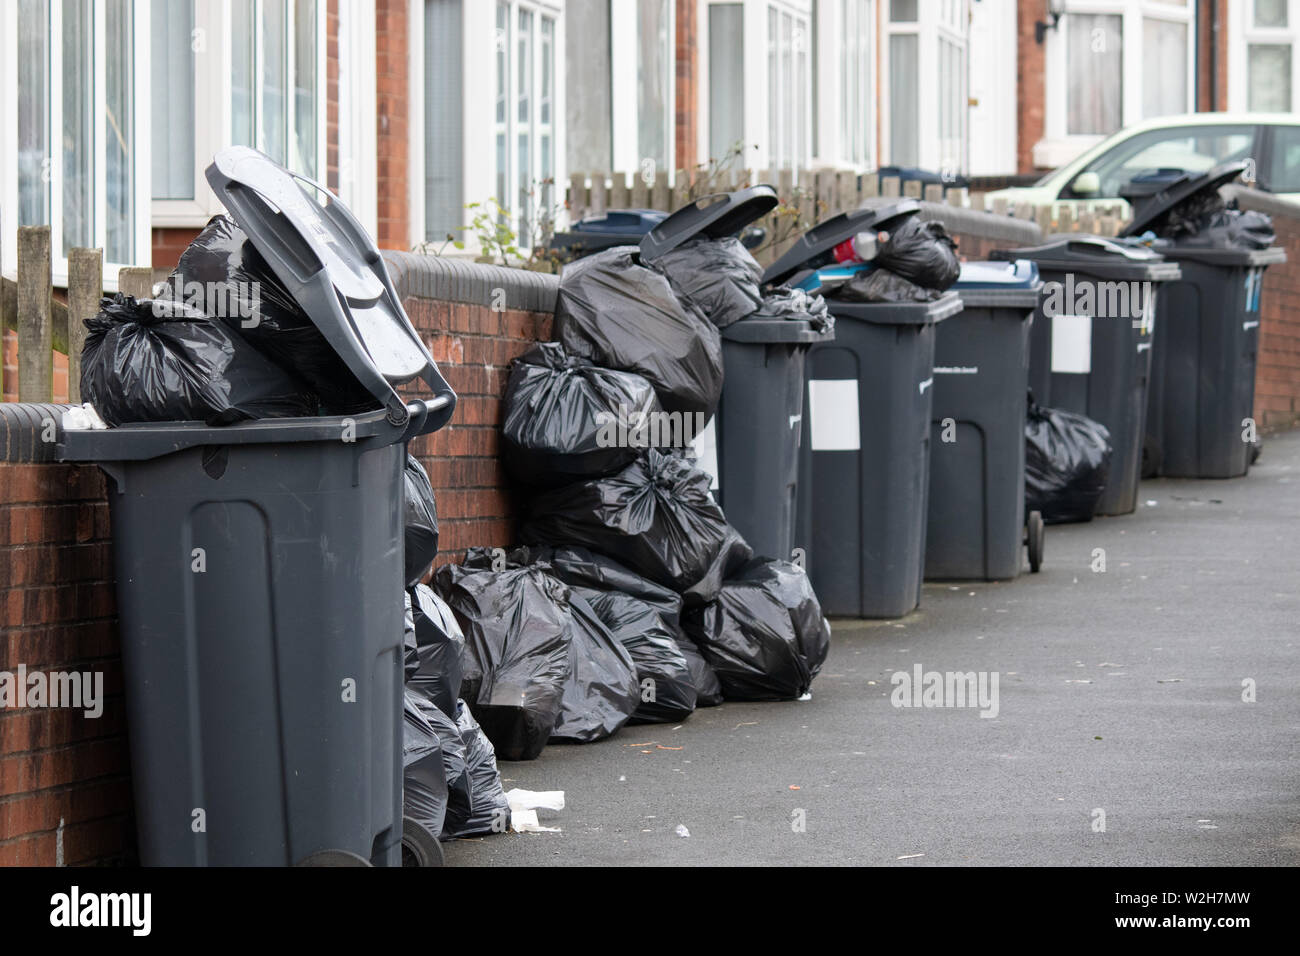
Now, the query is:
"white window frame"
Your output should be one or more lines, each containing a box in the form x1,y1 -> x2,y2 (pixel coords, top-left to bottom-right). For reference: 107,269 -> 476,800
611,0 -> 675,185
463,0 -> 562,251
1228,0 -> 1300,113
2,0 -> 152,283
1038,0 -> 1195,167
698,0 -> 810,175
151,0 -> 328,231
881,0 -> 970,173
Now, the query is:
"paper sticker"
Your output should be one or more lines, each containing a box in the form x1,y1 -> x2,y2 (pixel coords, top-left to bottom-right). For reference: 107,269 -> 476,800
809,379 -> 861,451
691,416 -> 719,490
1051,314 -> 1092,374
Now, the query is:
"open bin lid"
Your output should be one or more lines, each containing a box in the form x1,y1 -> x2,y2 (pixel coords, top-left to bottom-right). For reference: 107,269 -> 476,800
1119,161 -> 1249,238
952,259 -> 1042,309
638,185 -> 779,260
991,234 -> 1182,282
205,146 -> 456,430
761,199 -> 921,287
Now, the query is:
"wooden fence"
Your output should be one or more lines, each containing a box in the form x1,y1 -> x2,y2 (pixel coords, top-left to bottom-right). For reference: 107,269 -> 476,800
565,167 -> 1131,266
0,225 -> 152,403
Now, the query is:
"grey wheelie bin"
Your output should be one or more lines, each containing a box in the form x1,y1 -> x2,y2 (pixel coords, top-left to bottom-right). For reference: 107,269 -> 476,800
642,186 -> 833,562
1118,164 -> 1287,478
991,236 -> 1180,516
58,146 -> 457,867
763,201 -> 963,618
926,259 -> 1044,580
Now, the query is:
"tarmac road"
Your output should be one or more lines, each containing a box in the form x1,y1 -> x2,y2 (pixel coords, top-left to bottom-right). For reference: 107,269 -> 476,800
446,429 -> 1300,867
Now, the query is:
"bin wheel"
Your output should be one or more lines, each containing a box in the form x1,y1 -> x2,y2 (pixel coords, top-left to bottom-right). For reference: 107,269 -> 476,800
1026,511 -> 1045,573
296,849 -> 372,867
401,817 -> 445,867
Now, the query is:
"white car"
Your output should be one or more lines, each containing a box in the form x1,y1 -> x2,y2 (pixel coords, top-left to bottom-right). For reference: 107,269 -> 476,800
984,113 -> 1300,216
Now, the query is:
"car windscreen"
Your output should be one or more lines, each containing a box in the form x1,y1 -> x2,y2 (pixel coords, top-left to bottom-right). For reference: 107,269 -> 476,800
1063,125 -> 1256,198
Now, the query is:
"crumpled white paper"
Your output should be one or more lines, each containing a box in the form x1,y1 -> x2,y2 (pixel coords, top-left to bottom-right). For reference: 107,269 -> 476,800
61,403 -> 108,431
506,789 -> 565,833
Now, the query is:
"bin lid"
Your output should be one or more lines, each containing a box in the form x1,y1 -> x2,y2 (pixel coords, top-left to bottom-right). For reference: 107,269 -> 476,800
761,199 -> 921,287
826,289 -> 964,327
991,234 -> 1182,281
1119,161 -> 1249,238
953,259 -> 1042,308
1151,245 -> 1287,267
721,317 -> 832,344
639,185 -> 779,260
205,146 -> 455,428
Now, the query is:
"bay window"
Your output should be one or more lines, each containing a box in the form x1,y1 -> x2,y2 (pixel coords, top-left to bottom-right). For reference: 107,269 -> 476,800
151,0 -> 326,230
1231,0 -> 1300,113
1039,2 -> 1195,169
5,0 -> 150,277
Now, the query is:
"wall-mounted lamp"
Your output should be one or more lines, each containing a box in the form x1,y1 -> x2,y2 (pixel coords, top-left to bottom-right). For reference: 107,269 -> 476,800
1035,0 -> 1065,44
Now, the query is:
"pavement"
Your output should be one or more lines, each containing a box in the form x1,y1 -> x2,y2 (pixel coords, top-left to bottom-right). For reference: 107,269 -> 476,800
446,429 -> 1300,867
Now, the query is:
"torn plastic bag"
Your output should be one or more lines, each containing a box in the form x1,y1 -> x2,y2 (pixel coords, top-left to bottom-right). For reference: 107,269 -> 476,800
509,544 -> 724,708
750,286 -> 834,333
1025,395 -> 1113,524
575,586 -> 697,723
834,266 -> 945,303
503,342 -> 669,486
648,236 -> 764,329
404,456 -> 439,586
871,216 -> 961,290
1174,207 -> 1275,250
521,449 -> 752,606
80,294 -> 317,426
550,594 -> 640,743
682,558 -> 831,702
441,700 -> 511,838
402,690 -> 450,840
406,583 -> 466,716
160,214 -> 377,414
554,246 -> 724,417
434,562 -> 572,761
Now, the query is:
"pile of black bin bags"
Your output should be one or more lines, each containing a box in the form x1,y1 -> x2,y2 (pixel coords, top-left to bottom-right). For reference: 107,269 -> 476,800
400,239 -> 832,831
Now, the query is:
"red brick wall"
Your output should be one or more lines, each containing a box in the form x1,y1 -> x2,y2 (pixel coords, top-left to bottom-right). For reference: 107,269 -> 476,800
401,300 -> 554,570
675,0 -> 698,172
1254,220 -> 1300,431
0,460 -> 131,865
327,0 -> 341,194
1016,0 -> 1046,175
1196,0 -> 1229,112
375,0 -> 411,251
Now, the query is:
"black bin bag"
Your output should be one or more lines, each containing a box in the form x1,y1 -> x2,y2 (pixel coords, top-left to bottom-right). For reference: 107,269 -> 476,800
502,342 -> 668,485
405,583 -> 465,716
80,293 -> 317,426
1025,395 -> 1113,524
404,456 -> 439,586
521,449 -> 752,607
160,214 -> 377,414
683,558 -> 832,702
512,544 -> 723,708
434,562 -> 572,761
649,236 -> 764,329
402,690 -> 450,841
575,586 -> 697,723
404,691 -> 475,839
550,595 -> 640,743
553,246 -> 724,417
442,700 -> 511,838
872,216 -> 961,290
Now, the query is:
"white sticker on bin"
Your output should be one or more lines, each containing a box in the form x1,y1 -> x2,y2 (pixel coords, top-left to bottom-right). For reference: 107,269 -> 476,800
808,379 -> 861,451
1051,314 -> 1092,374
691,416 -> 720,491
